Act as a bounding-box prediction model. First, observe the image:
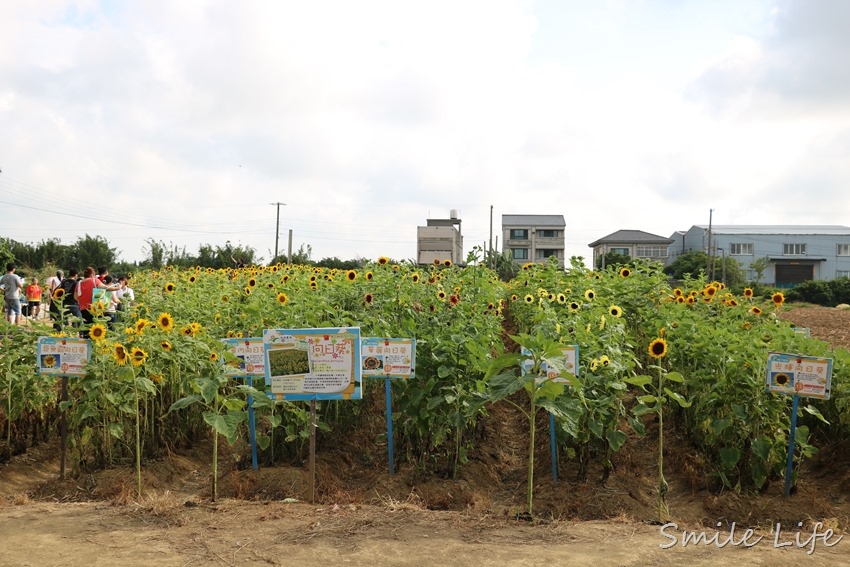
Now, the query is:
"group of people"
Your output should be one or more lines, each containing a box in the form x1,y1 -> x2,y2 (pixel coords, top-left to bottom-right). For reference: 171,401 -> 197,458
2,263 -> 134,332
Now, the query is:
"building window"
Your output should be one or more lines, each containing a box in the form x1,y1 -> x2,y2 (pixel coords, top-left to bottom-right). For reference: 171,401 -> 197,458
730,243 -> 754,256
509,229 -> 528,240
537,249 -> 558,259
838,244 -> 850,256
837,270 -> 850,279
609,247 -> 629,256
783,243 -> 807,255
635,245 -> 668,258
538,229 -> 559,238
511,248 -> 528,260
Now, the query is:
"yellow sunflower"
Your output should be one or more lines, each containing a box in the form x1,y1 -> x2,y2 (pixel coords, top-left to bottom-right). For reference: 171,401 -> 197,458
53,288 -> 66,300
364,293 -> 374,305
114,344 -> 129,366
608,305 -> 623,318
743,288 -> 754,298
365,271 -> 374,281
135,318 -> 149,334
42,354 -> 56,368
164,282 -> 176,293
411,273 -> 420,283
524,294 -> 534,304
648,338 -> 668,359
443,259 -> 453,267
437,290 -> 447,301
130,347 -> 147,367
584,289 -> 595,301
277,292 -> 289,305
619,267 -> 631,278
89,323 -> 107,342
160,340 -> 172,352
771,292 -> 785,306
750,306 -> 762,316
377,256 -> 390,265
346,270 -> 357,282
247,277 -> 257,288
209,352 -> 219,362
158,312 -> 174,332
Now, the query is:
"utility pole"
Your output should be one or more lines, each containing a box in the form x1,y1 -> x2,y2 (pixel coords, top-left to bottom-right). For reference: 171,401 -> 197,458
706,208 -> 713,280
489,205 -> 493,269
270,202 -> 286,263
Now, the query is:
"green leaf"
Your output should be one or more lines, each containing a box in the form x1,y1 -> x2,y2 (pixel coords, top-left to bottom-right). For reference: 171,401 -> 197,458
606,429 -> 628,451
638,395 -> 657,405
802,405 -> 829,425
199,378 -> 219,405
663,388 -> 691,408
107,422 -> 124,440
751,436 -> 772,461
203,411 -> 246,445
167,394 -> 201,414
624,375 -> 652,391
267,414 -> 283,428
484,370 -> 524,402
665,371 -> 685,383
719,446 -> 741,470
710,417 -> 732,435
437,365 -> 452,379
256,434 -> 271,451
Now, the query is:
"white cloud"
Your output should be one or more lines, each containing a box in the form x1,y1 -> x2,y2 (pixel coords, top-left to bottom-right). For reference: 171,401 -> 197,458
2,0 -> 850,266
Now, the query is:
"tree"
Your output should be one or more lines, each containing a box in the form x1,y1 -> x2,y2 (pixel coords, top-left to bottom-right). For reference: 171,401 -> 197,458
665,251 -> 708,280
595,251 -> 631,271
665,250 -> 746,287
66,235 -> 118,271
749,256 -> 770,284
289,244 -> 313,266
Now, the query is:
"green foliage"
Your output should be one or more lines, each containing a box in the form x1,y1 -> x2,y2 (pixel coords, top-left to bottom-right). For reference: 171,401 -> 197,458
786,277 -> 850,306
595,251 -> 631,270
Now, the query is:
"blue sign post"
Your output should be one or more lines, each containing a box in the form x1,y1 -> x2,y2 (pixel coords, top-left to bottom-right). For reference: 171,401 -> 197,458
520,345 -> 579,482
361,337 -> 416,475
765,352 -> 833,496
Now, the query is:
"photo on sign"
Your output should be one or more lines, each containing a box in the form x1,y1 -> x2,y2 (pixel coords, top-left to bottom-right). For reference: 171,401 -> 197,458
362,355 -> 383,372
267,347 -> 310,377
770,371 -> 795,391
40,354 -> 59,370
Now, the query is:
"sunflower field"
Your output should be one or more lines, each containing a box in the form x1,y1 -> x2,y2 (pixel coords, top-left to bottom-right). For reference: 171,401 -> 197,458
1,256 -> 849,504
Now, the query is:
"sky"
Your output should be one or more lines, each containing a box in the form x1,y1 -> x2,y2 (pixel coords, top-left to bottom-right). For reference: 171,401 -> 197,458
2,0 -> 850,266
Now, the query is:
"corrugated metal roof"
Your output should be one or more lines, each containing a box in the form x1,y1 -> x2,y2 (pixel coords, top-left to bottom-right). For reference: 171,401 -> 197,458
502,214 -> 565,227
691,225 -> 850,235
588,230 -> 674,247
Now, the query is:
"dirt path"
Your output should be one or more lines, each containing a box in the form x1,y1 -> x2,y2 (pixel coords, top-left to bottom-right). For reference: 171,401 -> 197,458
0,499 -> 847,567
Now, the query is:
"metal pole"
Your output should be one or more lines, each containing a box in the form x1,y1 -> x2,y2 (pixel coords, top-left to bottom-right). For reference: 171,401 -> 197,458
784,395 -> 800,496
310,399 -> 316,503
270,202 -> 286,263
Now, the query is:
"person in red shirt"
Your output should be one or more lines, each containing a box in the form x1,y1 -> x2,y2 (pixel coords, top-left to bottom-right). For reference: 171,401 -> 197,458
26,277 -> 43,319
74,266 -> 120,337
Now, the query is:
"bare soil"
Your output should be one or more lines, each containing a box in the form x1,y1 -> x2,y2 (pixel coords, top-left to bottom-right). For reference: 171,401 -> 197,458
2,305 -> 850,567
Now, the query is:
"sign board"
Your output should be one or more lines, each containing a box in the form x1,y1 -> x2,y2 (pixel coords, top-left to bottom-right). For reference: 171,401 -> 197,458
221,337 -> 266,378
766,352 -> 833,400
521,345 -> 579,384
361,338 -> 415,378
263,327 -> 361,401
37,337 -> 90,376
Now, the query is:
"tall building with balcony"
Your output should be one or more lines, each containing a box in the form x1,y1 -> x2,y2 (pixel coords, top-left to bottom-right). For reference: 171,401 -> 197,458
417,210 -> 463,265
502,214 -> 566,267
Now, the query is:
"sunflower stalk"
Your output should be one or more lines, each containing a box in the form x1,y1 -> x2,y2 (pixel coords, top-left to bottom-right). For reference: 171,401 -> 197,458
625,337 -> 689,523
